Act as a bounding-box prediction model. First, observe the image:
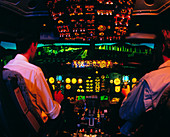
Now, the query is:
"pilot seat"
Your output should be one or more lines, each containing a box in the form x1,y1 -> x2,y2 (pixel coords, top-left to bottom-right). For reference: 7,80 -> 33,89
0,68 -> 51,137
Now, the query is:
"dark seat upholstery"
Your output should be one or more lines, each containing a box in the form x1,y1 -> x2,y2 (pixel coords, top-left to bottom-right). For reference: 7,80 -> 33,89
0,68 -> 48,137
143,86 -> 170,137
133,85 -> 170,137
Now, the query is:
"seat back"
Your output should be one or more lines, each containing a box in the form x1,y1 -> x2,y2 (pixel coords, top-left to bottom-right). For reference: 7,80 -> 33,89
143,85 -> 170,137
0,69 -> 45,137
133,85 -> 170,137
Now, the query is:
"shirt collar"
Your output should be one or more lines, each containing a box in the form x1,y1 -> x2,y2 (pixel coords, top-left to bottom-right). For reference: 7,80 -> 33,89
158,60 -> 170,69
15,54 -> 29,63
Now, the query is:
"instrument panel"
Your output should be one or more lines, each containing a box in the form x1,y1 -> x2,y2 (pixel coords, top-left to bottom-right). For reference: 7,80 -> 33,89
46,66 -> 139,136
47,69 -> 138,104
1,41 -> 154,137
47,0 -> 135,42
29,41 -> 154,136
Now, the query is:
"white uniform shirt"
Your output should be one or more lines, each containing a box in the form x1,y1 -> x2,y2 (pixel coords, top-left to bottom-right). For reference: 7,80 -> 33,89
4,54 -> 61,122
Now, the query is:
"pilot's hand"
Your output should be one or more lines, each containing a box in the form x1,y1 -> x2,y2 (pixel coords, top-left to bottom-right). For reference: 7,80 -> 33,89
41,111 -> 48,123
122,85 -> 130,97
54,90 -> 64,104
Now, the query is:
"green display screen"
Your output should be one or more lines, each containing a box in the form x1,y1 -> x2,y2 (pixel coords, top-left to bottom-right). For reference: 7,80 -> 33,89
100,95 -> 108,101
77,96 -> 85,100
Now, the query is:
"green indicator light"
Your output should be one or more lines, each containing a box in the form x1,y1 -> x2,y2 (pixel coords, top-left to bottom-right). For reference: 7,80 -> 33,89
109,45 -> 112,51
106,74 -> 109,78
38,51 -> 41,56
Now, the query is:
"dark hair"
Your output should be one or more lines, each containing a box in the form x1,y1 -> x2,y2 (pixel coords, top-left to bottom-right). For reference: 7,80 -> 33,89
16,32 -> 40,54
152,24 -> 170,69
162,43 -> 170,58
155,24 -> 170,57
160,24 -> 170,58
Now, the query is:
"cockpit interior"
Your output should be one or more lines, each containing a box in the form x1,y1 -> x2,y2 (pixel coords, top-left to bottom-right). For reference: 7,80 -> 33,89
0,0 -> 170,137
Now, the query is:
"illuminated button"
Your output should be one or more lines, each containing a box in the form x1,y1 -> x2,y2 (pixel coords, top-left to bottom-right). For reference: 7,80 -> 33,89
52,85 -> 55,90
66,84 -> 71,90
111,97 -> 120,103
58,20 -> 63,24
110,79 -> 114,84
65,78 -> 71,83
81,89 -> 84,92
114,78 -> 121,85
72,78 -> 77,84
115,86 -> 120,92
124,81 -> 128,85
106,74 -> 109,78
104,109 -> 108,113
82,128 -> 85,132
101,61 -> 106,68
101,75 -> 105,79
70,97 -> 74,101
96,71 -> 98,74
113,62 -> 118,65
57,81 -> 61,84
136,24 -> 140,27
56,75 -> 62,81
49,77 -> 55,84
90,129 -> 93,133
79,85 -> 83,88
95,82 -> 100,86
98,25 -> 106,31
123,75 -> 129,82
101,132 -> 104,135
99,129 -> 101,133
132,78 -> 137,83
66,62 -> 71,65
86,80 -> 89,82
77,89 -> 81,92
78,78 -> 83,84
90,80 -> 93,83
99,32 -> 104,36
93,61 -> 96,66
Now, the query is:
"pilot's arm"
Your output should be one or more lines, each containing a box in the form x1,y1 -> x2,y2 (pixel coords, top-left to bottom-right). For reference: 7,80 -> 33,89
119,80 -> 149,135
35,68 -> 61,121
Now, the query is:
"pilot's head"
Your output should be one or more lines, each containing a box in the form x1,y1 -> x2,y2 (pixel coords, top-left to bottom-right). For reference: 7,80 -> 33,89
153,24 -> 170,69
161,28 -> 170,59
16,32 -> 40,60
